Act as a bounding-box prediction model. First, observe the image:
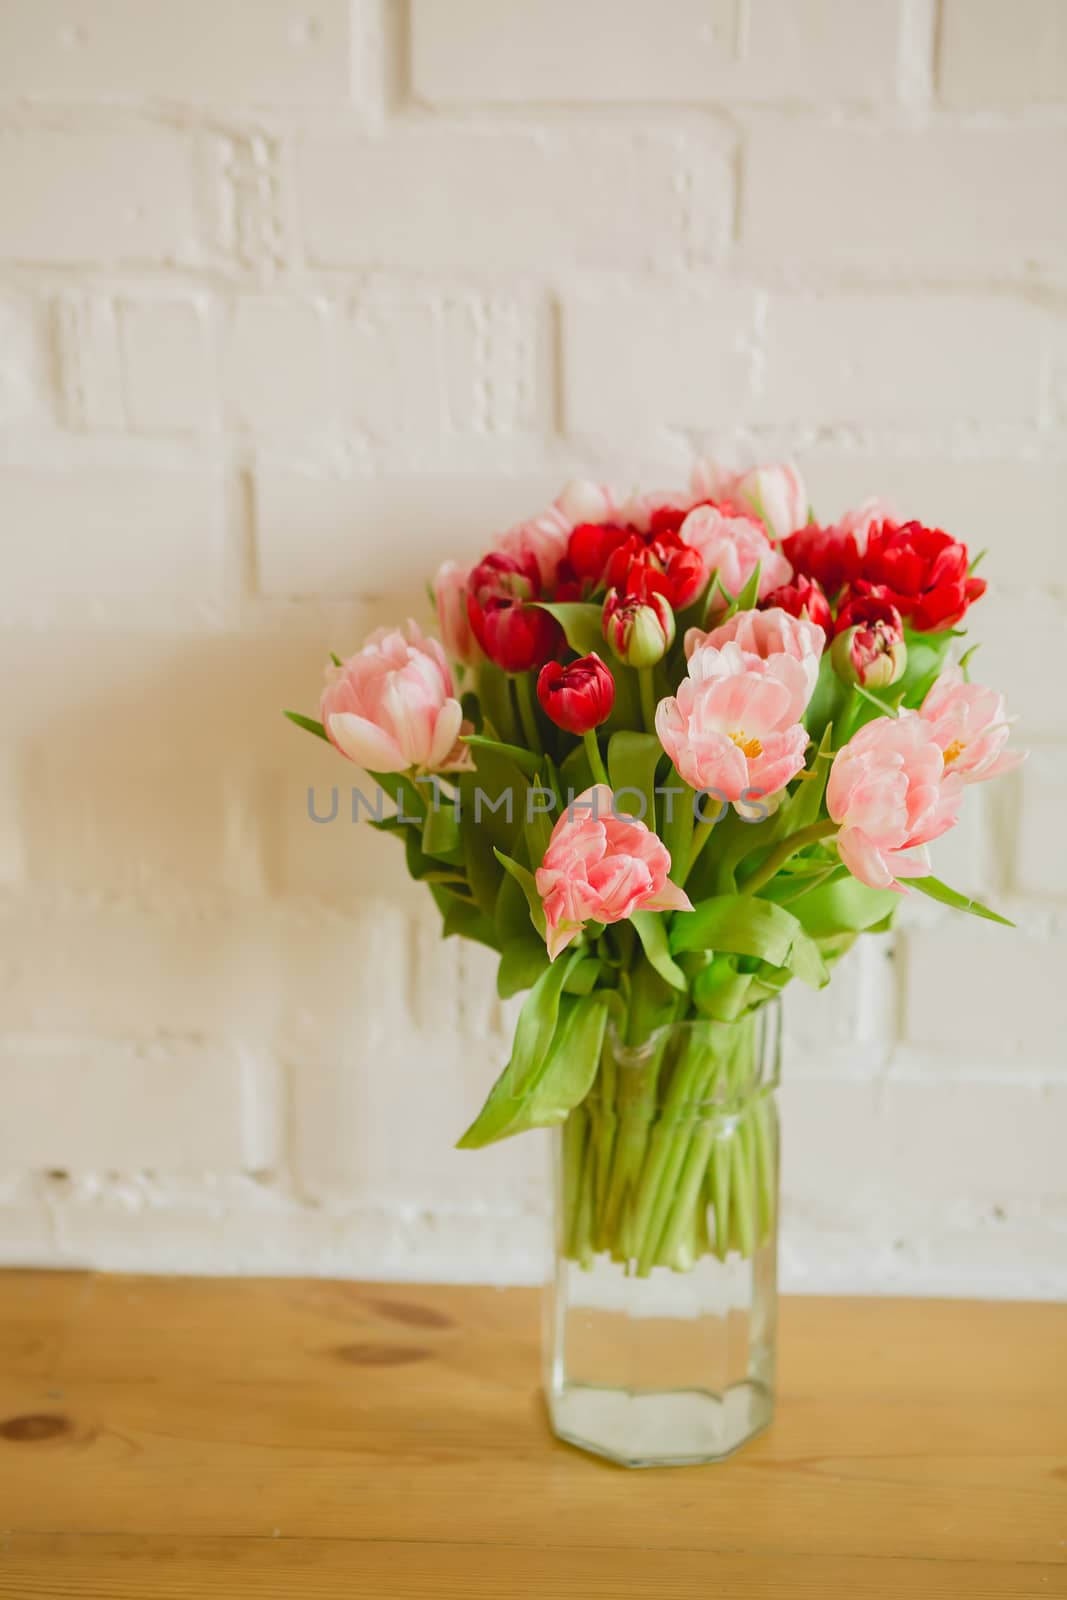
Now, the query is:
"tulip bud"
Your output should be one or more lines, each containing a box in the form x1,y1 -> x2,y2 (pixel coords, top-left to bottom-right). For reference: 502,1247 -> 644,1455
536,653 -> 616,735
831,594 -> 907,689
602,589 -> 676,668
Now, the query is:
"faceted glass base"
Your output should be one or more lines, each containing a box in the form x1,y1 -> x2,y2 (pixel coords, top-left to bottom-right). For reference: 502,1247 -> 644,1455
544,1245 -> 777,1467
549,1379 -> 773,1468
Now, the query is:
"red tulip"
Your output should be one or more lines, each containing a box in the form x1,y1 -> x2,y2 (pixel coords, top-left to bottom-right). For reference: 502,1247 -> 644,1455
466,551 -> 563,673
782,521 -> 865,595
536,653 -> 615,735
761,574 -> 833,634
860,521 -> 986,632
565,522 -> 631,590
605,529 -> 707,610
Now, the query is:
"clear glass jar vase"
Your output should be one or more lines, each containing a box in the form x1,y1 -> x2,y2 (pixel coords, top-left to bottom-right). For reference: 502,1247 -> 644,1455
544,1004 -> 780,1467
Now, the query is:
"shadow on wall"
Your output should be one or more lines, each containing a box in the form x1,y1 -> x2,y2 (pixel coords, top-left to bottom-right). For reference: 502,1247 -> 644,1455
2,548 -> 545,1210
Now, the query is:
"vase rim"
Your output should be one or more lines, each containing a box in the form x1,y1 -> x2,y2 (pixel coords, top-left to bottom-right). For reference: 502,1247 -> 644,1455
604,998 -> 781,1076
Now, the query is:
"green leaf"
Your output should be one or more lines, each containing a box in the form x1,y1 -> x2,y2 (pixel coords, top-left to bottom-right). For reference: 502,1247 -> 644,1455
458,957 -> 605,1147
283,709 -> 329,742
441,896 -> 498,949
370,769 -> 426,824
404,827 -> 439,884
563,958 -> 602,996
772,722 -> 834,838
497,934 -> 551,998
479,662 -> 520,745
463,733 -> 544,779
600,661 -> 643,736
899,628 -> 955,710
607,730 -> 663,831
523,772 -> 556,871
534,602 -> 605,657
494,848 -> 546,938
660,763 -> 696,889
458,774 -> 504,917
790,875 -> 900,938
694,963 -> 754,1021
495,867 -> 536,945
765,861 -> 847,907
459,745 -> 523,854
559,741 -> 594,799
909,876 -> 1014,927
631,911 -> 688,992
803,649 -> 851,745
421,799 -> 462,862
728,560 -> 762,617
329,651 -> 343,668
670,893 -> 829,989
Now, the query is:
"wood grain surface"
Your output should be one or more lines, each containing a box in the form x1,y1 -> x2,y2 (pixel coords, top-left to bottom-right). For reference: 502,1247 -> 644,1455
0,1272 -> 1063,1596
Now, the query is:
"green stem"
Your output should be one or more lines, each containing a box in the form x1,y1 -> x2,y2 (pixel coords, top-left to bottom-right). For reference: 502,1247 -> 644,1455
512,673 -> 542,753
630,1033 -> 710,1276
661,765 -> 695,889
582,728 -> 609,787
562,1109 -> 587,1257
711,1136 -> 731,1259
740,818 -> 838,897
684,811 -> 718,884
638,668 -> 658,735
653,1119 -> 716,1270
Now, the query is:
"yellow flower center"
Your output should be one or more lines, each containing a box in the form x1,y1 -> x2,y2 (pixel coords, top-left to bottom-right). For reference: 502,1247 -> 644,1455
943,739 -> 966,765
730,731 -> 763,759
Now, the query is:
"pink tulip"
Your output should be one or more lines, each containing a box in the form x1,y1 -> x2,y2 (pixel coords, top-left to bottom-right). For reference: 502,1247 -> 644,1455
827,712 -> 962,891
554,479 -> 618,526
434,560 -> 482,668
536,785 -> 693,960
685,606 -> 825,718
679,505 -> 793,606
618,489 -> 696,535
690,459 -> 808,540
655,649 -> 810,809
320,620 -> 469,774
919,667 -> 1025,784
494,504 -> 572,590
834,497 -> 895,553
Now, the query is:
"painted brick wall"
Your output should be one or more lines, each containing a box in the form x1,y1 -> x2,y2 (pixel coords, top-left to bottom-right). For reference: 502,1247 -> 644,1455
0,0 -> 1063,1298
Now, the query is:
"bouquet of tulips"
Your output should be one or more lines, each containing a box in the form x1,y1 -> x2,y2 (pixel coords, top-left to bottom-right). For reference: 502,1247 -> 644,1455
286,460 -> 1022,1274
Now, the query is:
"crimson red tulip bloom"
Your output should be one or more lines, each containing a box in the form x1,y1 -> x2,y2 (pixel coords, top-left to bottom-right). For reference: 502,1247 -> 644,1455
565,522 -> 632,590
782,522 -> 866,595
536,653 -> 616,735
604,529 -> 707,610
860,521 -> 986,632
466,551 -> 563,673
761,574 -> 833,634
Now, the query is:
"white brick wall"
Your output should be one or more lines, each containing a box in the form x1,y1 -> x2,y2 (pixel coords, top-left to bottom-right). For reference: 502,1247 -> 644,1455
0,0 -> 1063,1297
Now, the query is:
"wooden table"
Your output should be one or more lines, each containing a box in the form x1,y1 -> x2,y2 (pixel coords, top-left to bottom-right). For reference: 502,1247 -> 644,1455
0,1272 -> 1063,1596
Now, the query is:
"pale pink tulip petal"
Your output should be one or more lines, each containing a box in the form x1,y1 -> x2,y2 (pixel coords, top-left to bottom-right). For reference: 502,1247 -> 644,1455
427,698 -> 465,771
535,785 -> 688,959
919,670 -> 1025,786
644,879 -> 694,914
326,712 -> 407,773
829,711 -> 966,891
321,620 -> 464,775
836,827 -> 896,891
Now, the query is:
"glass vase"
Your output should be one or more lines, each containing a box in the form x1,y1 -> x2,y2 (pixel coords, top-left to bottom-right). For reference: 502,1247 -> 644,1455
543,1004 -> 780,1467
